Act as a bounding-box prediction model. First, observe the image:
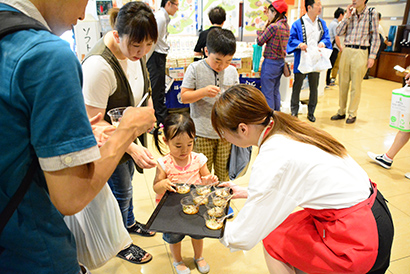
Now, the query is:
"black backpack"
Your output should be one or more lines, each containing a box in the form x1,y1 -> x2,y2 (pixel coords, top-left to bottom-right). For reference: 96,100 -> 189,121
0,9 -> 48,255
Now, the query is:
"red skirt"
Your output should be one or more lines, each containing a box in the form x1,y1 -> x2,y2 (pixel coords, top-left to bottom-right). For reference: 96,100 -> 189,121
263,183 -> 379,274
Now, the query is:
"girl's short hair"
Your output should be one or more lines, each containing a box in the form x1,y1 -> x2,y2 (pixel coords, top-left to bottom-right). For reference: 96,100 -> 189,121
211,84 -> 347,157
111,1 -> 158,46
154,113 -> 196,155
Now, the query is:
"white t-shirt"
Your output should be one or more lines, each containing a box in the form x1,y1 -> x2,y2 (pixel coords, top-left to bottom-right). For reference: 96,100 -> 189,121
220,134 -> 370,251
82,55 -> 144,108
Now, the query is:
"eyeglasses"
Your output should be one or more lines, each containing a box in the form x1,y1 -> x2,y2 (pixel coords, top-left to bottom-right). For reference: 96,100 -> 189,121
170,1 -> 179,6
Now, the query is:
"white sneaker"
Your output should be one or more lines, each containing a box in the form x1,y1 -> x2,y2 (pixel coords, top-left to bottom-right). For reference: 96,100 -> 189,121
367,152 -> 392,169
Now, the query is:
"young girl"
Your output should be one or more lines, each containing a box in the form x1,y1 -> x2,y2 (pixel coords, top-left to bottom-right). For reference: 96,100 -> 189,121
257,0 -> 290,110
212,84 -> 394,274
153,113 -> 218,274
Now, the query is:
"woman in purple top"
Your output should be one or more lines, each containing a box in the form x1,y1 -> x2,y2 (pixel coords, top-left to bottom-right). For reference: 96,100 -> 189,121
257,0 -> 290,110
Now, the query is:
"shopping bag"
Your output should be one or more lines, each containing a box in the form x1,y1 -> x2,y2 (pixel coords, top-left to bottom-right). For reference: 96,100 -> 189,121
298,47 -> 332,74
389,85 -> 410,132
252,44 -> 262,72
64,184 -> 132,269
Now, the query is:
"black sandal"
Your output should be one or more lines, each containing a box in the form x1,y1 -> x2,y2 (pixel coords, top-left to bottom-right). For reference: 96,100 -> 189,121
127,221 -> 156,237
117,244 -> 153,264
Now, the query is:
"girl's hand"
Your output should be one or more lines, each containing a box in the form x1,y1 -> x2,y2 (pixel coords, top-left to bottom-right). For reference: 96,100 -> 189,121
157,178 -> 177,194
201,174 -> 219,185
217,181 -> 248,199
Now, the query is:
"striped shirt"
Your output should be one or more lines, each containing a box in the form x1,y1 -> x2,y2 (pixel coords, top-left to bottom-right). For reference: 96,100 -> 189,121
257,18 -> 290,60
336,6 -> 380,59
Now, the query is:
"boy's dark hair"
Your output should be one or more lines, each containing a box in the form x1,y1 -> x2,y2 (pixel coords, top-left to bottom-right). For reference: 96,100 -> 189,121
378,12 -> 381,20
161,0 -> 168,7
365,0 -> 368,4
334,7 -> 345,19
206,28 -> 236,56
154,113 -> 196,155
113,1 -> 158,45
305,0 -> 315,12
208,6 -> 226,25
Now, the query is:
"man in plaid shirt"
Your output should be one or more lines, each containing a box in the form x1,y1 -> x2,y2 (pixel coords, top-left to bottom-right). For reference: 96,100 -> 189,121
331,0 -> 380,124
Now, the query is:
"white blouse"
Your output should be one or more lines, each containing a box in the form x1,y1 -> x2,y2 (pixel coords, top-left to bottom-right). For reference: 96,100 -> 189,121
220,134 -> 370,251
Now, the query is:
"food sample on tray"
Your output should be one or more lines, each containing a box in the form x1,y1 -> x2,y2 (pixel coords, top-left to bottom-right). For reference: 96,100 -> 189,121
207,206 -> 224,217
175,183 -> 190,194
205,219 -> 223,230
214,187 -> 230,198
196,185 -> 211,195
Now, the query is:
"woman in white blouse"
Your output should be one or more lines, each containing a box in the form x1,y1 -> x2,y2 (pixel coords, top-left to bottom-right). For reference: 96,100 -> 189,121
212,84 -> 394,274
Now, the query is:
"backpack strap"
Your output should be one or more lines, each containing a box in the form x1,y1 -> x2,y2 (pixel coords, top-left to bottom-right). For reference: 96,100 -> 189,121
0,10 -> 49,40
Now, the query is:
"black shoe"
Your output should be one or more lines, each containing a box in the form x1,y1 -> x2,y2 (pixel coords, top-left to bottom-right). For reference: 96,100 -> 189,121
307,114 -> 316,122
127,221 -> 156,237
330,114 -> 346,120
117,244 -> 153,264
291,113 -> 298,118
346,116 -> 356,124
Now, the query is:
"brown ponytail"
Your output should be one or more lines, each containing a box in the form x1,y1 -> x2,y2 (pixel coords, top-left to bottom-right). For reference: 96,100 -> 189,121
212,84 -> 347,158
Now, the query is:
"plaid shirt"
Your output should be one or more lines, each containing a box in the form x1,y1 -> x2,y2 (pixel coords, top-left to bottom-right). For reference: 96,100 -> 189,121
336,6 -> 380,59
257,18 -> 290,60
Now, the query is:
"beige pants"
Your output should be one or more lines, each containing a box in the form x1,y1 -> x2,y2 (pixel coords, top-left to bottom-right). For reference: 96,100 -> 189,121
337,47 -> 368,117
331,51 -> 341,80
194,136 -> 231,181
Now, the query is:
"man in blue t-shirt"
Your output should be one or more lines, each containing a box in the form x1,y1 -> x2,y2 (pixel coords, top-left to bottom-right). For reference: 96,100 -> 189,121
0,1 -> 156,273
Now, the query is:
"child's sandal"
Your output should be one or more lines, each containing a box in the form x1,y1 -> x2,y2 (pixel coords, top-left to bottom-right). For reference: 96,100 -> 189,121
194,257 -> 210,274
172,261 -> 191,274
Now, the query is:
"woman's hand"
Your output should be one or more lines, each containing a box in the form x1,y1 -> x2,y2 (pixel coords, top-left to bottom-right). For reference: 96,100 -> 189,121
217,181 -> 248,199
127,143 -> 157,169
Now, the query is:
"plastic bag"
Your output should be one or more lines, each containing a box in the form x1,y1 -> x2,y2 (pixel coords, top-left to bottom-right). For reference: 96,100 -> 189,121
389,85 -> 410,131
298,47 -> 332,74
64,184 -> 132,269
252,44 -> 262,72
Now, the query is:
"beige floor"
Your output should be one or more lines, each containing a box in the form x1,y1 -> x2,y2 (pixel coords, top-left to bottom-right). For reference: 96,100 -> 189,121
92,77 -> 410,274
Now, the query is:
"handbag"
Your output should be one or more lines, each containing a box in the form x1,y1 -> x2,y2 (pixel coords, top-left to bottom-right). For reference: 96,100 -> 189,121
278,29 -> 291,77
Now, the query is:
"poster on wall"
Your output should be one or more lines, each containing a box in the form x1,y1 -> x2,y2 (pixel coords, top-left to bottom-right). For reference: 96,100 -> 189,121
202,0 -> 240,37
168,0 -> 198,35
96,0 -> 113,15
243,0 -> 269,37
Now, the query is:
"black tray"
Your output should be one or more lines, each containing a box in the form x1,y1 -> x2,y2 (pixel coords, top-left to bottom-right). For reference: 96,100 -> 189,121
146,186 -> 229,238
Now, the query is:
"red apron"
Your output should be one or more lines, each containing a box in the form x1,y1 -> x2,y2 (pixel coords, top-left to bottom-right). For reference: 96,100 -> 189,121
263,183 -> 379,274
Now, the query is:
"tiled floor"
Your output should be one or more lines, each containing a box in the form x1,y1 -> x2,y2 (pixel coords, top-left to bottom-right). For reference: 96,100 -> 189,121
92,77 -> 410,273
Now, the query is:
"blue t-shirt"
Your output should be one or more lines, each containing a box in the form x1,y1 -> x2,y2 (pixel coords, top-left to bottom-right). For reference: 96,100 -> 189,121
0,4 -> 97,273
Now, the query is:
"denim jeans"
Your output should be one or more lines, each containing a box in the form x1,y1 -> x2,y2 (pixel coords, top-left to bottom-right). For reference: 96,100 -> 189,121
107,159 -> 135,228
163,233 -> 204,244
261,58 -> 284,111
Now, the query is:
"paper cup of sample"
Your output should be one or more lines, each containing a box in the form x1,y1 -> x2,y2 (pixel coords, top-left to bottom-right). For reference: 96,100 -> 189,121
107,107 -> 127,128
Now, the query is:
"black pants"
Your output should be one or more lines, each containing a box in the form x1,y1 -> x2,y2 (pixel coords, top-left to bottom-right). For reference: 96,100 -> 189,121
147,51 -> 168,125
326,48 -> 339,85
367,190 -> 394,274
291,72 -> 319,116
